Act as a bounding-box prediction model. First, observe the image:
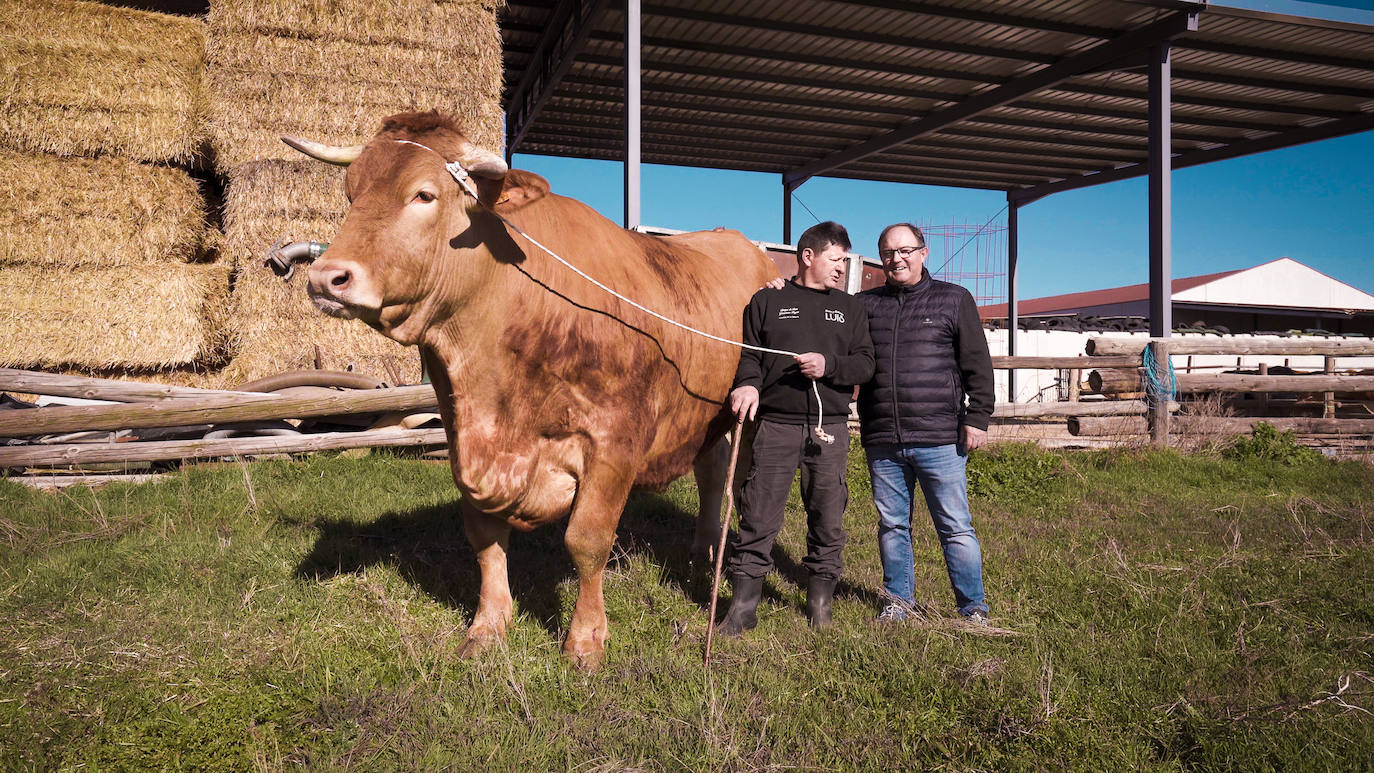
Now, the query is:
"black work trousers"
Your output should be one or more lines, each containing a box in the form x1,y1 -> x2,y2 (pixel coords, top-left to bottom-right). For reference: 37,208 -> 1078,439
728,419 -> 850,581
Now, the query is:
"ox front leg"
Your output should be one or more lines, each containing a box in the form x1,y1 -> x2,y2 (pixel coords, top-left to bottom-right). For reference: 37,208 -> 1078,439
562,465 -> 635,672
458,501 -> 513,660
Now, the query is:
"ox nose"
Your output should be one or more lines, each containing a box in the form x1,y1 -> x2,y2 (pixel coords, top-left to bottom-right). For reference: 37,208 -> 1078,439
315,264 -> 352,292
307,259 -> 378,315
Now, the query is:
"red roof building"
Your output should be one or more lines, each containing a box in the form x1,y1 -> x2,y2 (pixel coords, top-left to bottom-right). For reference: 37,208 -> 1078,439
979,258 -> 1374,336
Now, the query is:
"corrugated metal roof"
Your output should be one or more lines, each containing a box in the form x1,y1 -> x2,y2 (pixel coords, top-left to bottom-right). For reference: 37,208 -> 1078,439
501,0 -> 1374,198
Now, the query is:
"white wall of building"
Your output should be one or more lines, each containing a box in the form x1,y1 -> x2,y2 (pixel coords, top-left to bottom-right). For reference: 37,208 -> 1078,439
1174,258 -> 1374,310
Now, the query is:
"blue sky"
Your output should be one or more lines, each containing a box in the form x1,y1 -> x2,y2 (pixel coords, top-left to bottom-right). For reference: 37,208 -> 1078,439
511,0 -> 1374,302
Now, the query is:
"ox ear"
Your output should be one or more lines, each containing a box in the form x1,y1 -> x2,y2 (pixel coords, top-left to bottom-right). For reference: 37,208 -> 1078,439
491,170 -> 550,212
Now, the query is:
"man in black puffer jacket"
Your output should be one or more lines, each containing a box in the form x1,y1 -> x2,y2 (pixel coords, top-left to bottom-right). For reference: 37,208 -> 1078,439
858,222 -> 995,625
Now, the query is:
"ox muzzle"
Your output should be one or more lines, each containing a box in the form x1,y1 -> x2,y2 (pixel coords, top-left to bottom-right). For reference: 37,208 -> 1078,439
262,241 -> 361,319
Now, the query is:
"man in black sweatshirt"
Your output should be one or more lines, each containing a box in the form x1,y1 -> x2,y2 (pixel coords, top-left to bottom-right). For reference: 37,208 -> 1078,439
718,221 -> 875,635
858,222 -> 995,625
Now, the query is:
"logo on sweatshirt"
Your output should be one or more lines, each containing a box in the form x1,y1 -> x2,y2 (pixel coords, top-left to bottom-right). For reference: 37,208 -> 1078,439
778,307 -> 800,320
824,309 -> 845,323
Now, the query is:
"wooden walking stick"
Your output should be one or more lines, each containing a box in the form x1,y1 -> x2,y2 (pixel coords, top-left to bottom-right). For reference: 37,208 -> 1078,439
704,418 -> 746,667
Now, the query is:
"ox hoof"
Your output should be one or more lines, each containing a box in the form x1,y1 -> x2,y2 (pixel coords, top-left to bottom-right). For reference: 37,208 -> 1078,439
457,634 -> 499,660
686,554 -> 714,599
688,540 -> 716,566
564,646 -> 605,673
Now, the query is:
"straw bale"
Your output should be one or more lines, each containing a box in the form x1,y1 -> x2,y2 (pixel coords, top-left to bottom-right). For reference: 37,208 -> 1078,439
207,71 -> 503,168
209,30 -> 497,89
222,159 -> 347,266
0,0 -> 206,163
0,263 -> 230,370
219,160 -> 420,387
206,0 -> 503,170
0,150 -> 210,268
211,0 -> 503,50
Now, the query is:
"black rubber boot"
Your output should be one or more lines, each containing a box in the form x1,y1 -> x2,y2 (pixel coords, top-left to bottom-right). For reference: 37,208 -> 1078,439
719,575 -> 763,637
806,574 -> 838,628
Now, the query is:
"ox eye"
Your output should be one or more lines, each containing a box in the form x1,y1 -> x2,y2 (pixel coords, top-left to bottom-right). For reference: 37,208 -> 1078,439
413,190 -> 437,203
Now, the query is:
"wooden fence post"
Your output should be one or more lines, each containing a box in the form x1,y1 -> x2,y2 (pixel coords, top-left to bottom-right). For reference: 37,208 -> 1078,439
1258,362 -> 1269,413
1147,339 -> 1171,447
1324,356 -> 1336,419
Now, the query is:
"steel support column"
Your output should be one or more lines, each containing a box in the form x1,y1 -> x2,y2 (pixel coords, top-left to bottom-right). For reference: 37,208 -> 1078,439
782,178 -> 801,244
1148,41 -> 1172,338
623,0 -> 641,229
1148,41 -> 1173,447
1006,193 -> 1020,403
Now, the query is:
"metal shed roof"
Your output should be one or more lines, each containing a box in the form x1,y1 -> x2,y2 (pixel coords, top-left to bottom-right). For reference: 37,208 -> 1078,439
500,0 -> 1374,202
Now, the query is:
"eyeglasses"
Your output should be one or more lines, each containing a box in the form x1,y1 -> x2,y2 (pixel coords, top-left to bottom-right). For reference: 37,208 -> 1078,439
879,245 -> 925,261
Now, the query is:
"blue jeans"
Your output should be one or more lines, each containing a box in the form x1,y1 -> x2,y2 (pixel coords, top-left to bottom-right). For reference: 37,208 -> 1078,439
866,443 -> 988,617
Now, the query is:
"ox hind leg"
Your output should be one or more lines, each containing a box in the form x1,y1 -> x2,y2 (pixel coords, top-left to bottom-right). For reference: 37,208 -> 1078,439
562,463 -> 636,672
690,428 -> 751,564
457,500 -> 514,660
690,437 -> 729,564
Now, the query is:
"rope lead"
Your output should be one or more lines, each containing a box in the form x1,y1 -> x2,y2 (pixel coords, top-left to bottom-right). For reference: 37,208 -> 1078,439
393,138 -> 837,444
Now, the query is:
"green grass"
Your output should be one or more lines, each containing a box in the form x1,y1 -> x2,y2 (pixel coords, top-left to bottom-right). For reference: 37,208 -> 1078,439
2,443 -> 1371,771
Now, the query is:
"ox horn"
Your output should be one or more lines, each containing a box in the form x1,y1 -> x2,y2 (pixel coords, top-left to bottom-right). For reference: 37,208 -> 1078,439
457,142 -> 509,179
281,135 -> 365,166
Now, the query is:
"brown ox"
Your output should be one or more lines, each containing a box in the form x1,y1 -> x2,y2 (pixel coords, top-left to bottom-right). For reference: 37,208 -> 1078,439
286,112 -> 777,670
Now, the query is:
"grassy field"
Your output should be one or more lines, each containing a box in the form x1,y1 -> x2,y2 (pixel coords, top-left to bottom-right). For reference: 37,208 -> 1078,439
2,435 -> 1371,771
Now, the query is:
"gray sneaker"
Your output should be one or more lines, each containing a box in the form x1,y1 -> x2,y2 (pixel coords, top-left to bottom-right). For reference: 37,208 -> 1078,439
876,602 -> 908,623
964,610 -> 990,626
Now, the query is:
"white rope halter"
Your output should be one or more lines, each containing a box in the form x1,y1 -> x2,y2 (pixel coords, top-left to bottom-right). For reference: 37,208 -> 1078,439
392,139 -> 837,444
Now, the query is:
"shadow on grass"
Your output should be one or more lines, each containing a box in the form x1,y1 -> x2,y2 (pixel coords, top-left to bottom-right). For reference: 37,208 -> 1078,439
289,490 -> 716,637
294,488 -> 888,637
618,490 -> 888,619
765,546 -> 888,619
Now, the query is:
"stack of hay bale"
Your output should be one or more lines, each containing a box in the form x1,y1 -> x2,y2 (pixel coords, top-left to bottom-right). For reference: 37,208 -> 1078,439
0,0 -> 224,381
207,0 -> 504,386
0,0 -> 503,389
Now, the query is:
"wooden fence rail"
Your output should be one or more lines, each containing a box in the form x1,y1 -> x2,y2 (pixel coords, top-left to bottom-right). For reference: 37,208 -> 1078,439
0,428 -> 447,467
992,400 -> 1177,418
0,385 -> 437,438
993,337 -> 1374,448
0,368 -> 254,402
4,333 -> 1373,469
1171,373 -> 1374,394
1069,416 -> 1374,437
1088,370 -> 1374,395
1085,338 -> 1374,357
1077,337 -> 1374,446
991,355 -> 1138,369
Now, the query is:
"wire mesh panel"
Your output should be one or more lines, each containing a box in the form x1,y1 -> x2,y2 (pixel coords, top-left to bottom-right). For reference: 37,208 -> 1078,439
923,219 -> 1009,308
